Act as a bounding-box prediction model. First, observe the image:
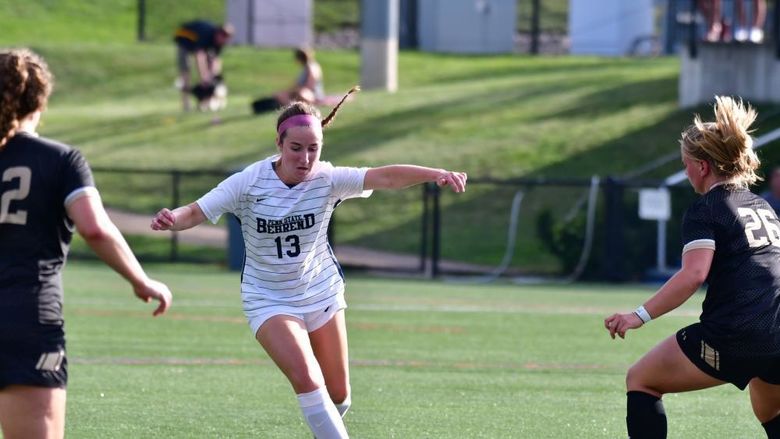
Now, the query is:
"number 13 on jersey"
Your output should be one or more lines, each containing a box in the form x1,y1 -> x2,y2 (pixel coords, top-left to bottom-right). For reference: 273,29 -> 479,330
275,234 -> 301,258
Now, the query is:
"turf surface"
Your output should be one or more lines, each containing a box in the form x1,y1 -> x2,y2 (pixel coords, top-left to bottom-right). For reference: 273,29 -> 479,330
62,262 -> 761,438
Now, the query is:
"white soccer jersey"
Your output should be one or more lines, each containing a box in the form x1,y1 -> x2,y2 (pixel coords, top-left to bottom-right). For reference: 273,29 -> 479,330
197,156 -> 371,321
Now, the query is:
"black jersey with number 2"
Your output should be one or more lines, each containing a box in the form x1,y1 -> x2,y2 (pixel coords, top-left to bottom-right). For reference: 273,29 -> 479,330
681,185 -> 780,357
0,132 -> 94,329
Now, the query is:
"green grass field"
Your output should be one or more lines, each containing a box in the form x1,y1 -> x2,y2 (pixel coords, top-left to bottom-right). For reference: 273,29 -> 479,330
62,262 -> 761,438
8,39 -> 777,275
5,2 -> 780,275
1,3 -> 775,438
5,2 -> 780,277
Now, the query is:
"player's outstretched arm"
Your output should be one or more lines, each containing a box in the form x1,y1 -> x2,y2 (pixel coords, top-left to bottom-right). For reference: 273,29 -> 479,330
151,202 -> 207,232
364,165 -> 467,192
604,248 -> 712,339
67,193 -> 172,316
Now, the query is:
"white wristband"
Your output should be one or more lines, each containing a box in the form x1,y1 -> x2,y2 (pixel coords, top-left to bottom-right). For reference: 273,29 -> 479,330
634,305 -> 652,323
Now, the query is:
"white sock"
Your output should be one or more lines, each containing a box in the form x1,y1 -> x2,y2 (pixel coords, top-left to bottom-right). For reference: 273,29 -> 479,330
335,394 -> 351,418
297,388 -> 349,439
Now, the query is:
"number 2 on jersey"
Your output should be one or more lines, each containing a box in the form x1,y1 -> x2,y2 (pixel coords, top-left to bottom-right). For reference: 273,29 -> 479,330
738,207 -> 780,247
0,166 -> 32,225
275,234 -> 301,258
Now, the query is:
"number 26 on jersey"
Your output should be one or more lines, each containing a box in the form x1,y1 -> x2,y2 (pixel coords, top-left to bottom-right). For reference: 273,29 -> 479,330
738,207 -> 780,247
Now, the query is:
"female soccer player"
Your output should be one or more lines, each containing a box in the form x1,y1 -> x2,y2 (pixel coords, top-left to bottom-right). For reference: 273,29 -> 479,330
151,88 -> 467,438
0,49 -> 173,439
605,96 -> 780,438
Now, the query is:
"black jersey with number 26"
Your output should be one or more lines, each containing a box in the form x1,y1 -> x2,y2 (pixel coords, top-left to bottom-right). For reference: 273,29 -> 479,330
0,132 -> 94,329
681,185 -> 780,357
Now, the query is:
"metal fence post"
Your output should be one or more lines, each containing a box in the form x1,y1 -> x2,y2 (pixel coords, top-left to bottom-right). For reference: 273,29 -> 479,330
530,0 -> 541,54
775,0 -> 780,59
688,0 -> 698,58
170,171 -> 180,262
247,0 -> 255,46
431,183 -> 441,278
137,0 -> 146,42
419,183 -> 430,274
602,177 -> 625,282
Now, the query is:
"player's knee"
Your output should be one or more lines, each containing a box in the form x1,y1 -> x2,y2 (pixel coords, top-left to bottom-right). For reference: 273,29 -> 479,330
754,405 -> 780,424
286,369 -> 324,394
626,362 -> 653,393
327,382 -> 350,405
625,363 -> 640,390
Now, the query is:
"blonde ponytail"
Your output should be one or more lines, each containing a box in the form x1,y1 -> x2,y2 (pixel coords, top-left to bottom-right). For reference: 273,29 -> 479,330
680,96 -> 761,187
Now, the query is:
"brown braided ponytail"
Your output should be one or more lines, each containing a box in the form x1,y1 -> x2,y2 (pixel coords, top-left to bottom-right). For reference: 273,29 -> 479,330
0,49 -> 53,150
276,86 -> 360,141
679,96 -> 761,187
320,86 -> 359,128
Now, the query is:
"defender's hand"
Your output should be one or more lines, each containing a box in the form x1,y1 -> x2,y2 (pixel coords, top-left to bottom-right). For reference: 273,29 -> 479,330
604,312 -> 643,339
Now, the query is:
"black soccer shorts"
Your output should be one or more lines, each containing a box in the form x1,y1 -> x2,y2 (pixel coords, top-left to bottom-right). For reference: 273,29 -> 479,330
0,326 -> 68,390
677,323 -> 780,390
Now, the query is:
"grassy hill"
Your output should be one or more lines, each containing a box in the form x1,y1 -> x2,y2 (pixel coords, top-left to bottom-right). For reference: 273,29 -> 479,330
0,0 -> 568,44
3,1 -> 780,276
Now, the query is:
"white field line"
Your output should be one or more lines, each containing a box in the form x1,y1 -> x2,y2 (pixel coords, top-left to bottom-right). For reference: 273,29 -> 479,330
70,356 -> 614,371
349,303 -> 700,317
68,300 -> 701,318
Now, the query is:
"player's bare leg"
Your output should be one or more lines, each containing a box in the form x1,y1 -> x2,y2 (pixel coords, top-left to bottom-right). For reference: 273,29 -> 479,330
0,385 -> 66,439
310,309 -> 351,416
257,315 -> 323,393
256,315 -> 347,438
627,335 -> 725,394
749,378 -> 780,437
624,335 -> 724,438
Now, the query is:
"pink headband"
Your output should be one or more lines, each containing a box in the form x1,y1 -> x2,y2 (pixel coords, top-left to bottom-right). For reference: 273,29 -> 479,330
277,114 -> 322,137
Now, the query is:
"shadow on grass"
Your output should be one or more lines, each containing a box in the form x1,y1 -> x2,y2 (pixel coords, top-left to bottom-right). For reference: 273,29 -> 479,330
403,53 -> 673,87
335,73 -> 713,277
323,77 -> 605,160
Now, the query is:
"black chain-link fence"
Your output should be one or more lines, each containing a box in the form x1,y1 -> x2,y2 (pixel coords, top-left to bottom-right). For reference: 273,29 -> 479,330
75,166 -> 710,282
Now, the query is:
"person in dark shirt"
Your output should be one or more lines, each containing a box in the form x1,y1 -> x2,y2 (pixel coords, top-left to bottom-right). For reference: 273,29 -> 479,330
761,167 -> 780,215
173,20 -> 233,111
605,96 -> 780,438
0,49 -> 172,439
